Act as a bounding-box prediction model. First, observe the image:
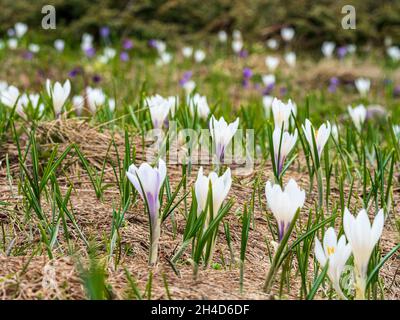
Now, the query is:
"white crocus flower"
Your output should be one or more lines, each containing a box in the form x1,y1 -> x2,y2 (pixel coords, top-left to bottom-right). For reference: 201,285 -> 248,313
302,119 -> 331,161
321,41 -> 336,58
28,43 -> 40,53
154,40 -> 166,54
108,98 -> 116,113
7,38 -> 18,50
232,30 -> 242,40
157,52 -> 172,66
46,79 -> 71,117
331,124 -> 339,142
281,27 -> 295,42
1,85 -> 19,108
165,95 -> 179,117
266,38 -> 279,50
72,95 -> 84,116
265,179 -> 305,241
354,78 -> 371,97
265,56 -> 280,72
272,127 -> 297,176
195,167 -> 232,216
54,39 -> 65,52
97,55 -> 109,64
14,22 -> 28,38
387,46 -> 400,61
348,104 -> 367,132
284,52 -> 296,67
271,97 -> 296,130
183,80 -> 196,95
194,49 -> 206,63
347,44 -> 356,54
82,33 -> 93,43
314,227 -> 352,299
1,86 -> 26,119
126,159 -> 167,265
20,93 -> 43,116
393,125 -> 400,140
18,94 -> 29,108
209,116 -> 239,163
343,208 -> 385,299
262,74 -> 276,87
145,94 -> 171,129
86,87 -> 106,114
25,93 -> 40,108
182,46 -> 193,58
0,81 -> 8,93
188,93 -> 210,119
232,39 -> 243,54
81,33 -> 93,52
263,95 -> 274,117
218,30 -> 228,43
104,47 -> 116,59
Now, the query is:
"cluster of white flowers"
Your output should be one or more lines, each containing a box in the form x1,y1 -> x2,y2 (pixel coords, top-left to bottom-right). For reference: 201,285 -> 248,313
0,82 -> 44,119
0,78 -> 118,119
128,89 -> 240,265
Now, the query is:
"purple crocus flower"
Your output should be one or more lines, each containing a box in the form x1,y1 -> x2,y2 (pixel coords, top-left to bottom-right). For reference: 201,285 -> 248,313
100,26 -> 110,38
328,77 -> 340,93
330,77 -> 339,86
85,47 -> 96,58
23,51 -> 33,60
123,39 -> 134,50
243,67 -> 252,79
120,51 -> 129,62
68,67 -> 81,78
148,39 -> 157,48
7,28 -> 15,37
279,87 -> 288,96
242,79 -> 250,88
394,85 -> 400,98
337,46 -> 347,59
92,74 -> 102,84
263,83 -> 275,95
239,49 -> 248,58
383,78 -> 392,86
179,71 -> 193,86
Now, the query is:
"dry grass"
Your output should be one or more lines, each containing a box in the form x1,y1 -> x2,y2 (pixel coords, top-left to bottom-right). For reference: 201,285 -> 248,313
0,119 -> 399,300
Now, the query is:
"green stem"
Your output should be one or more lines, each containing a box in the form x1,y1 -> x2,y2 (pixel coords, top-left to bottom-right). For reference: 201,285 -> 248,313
317,166 -> 324,211
171,239 -> 191,263
263,250 -> 279,293
355,271 -> 366,300
149,219 -> 161,266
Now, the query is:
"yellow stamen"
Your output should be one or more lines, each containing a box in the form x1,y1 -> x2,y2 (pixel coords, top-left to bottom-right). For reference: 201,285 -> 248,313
327,246 -> 335,256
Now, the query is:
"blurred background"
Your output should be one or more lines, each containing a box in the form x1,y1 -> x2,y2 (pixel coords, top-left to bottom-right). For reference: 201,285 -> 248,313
1,0 -> 399,49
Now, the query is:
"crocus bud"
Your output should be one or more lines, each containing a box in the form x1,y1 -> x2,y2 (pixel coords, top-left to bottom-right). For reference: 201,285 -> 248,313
343,208 -> 384,299
354,78 -> 371,97
302,119 -> 331,161
348,104 -> 367,132
314,227 -> 352,299
209,115 -> 239,163
126,159 -> 167,265
46,79 -> 71,118
265,179 -> 305,241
